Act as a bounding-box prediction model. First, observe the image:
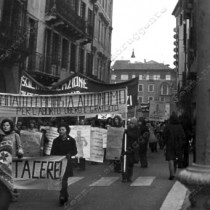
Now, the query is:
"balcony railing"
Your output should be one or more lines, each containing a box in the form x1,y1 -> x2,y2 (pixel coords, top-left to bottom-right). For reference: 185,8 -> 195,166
46,0 -> 86,36
27,52 -> 60,78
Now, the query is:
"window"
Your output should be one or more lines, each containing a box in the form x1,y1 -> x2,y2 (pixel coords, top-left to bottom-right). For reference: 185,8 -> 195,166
148,84 -> 154,92
121,75 -> 128,80
61,39 -> 69,70
80,2 -> 86,20
154,75 -> 160,80
149,74 -> 153,80
139,97 -> 143,104
146,74 -> 149,80
132,75 -> 136,78
138,84 -> 143,92
160,84 -> 169,95
111,74 -> 116,80
159,96 -> 165,102
166,75 -> 171,80
148,96 -> 154,101
139,75 -> 142,80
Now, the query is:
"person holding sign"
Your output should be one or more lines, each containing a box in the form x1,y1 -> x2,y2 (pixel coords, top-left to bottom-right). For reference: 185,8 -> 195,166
0,119 -> 24,206
51,123 -> 77,206
121,117 -> 139,182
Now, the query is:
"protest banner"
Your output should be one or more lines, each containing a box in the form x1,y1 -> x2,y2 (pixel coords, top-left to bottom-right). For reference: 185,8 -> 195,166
21,72 -> 138,107
106,126 -> 125,160
149,101 -> 170,122
70,126 -> 91,159
0,88 -> 126,117
20,130 -> 43,157
89,127 -> 105,163
13,156 -> 67,190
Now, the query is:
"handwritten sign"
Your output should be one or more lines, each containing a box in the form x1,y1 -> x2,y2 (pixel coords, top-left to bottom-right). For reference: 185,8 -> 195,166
70,126 -> 91,159
0,89 -> 126,117
149,101 -> 170,122
20,130 -> 43,157
13,156 -> 67,190
106,127 -> 124,160
89,127 -> 105,163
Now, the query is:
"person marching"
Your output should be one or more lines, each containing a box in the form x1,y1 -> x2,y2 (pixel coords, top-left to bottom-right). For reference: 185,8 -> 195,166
51,123 -> 77,206
121,117 -> 139,182
138,117 -> 150,168
0,119 -> 24,208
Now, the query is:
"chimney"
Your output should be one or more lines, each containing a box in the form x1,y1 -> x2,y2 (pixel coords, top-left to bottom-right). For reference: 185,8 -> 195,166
144,59 -> 146,63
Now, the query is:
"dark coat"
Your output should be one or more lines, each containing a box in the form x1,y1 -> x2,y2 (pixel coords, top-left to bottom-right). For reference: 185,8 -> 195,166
163,120 -> 185,161
51,135 -> 77,177
122,126 -> 139,164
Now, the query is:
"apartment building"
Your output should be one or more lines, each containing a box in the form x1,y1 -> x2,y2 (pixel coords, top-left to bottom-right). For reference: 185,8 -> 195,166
0,0 -> 113,93
111,60 -> 177,114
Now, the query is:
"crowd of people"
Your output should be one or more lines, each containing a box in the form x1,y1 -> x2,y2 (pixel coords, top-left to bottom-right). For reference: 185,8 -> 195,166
0,112 -> 195,208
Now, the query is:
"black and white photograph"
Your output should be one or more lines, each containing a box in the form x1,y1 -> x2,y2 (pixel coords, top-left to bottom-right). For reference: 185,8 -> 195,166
0,0 -> 207,209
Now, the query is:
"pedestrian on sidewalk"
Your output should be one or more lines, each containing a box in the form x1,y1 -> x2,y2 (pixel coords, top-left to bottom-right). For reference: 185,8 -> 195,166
163,112 -> 185,180
51,123 -> 77,206
121,117 -> 139,182
138,117 -> 150,168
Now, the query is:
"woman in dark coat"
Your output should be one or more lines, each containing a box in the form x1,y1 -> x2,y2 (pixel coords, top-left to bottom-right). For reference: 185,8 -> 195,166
51,123 -> 77,206
163,112 -> 185,180
122,117 -> 139,182
138,117 -> 150,168
112,115 -> 123,173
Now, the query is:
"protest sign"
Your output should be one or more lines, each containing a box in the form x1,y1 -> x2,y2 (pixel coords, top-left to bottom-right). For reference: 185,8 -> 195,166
0,88 -> 126,117
101,128 -> 107,148
106,127 -> 124,160
21,72 -> 138,107
89,127 -> 105,163
20,130 -> 43,157
13,156 -> 67,190
149,101 -> 170,122
70,126 -> 91,159
40,126 -> 59,155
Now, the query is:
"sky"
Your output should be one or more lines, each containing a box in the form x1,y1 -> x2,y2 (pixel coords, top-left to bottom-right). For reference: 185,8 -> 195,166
111,0 -> 178,68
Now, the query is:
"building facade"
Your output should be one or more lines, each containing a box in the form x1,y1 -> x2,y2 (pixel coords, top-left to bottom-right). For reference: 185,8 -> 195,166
111,60 -> 177,112
172,0 -> 196,119
0,0 -> 113,93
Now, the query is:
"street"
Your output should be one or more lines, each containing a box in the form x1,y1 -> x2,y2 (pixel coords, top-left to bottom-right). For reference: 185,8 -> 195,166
10,150 -> 188,210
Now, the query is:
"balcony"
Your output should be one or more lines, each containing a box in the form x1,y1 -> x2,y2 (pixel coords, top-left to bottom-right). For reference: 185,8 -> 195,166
45,0 -> 93,42
27,52 -> 60,85
0,24 -> 29,63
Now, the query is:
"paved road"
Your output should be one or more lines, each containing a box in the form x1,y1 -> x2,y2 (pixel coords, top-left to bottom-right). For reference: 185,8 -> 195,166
10,150 -> 188,210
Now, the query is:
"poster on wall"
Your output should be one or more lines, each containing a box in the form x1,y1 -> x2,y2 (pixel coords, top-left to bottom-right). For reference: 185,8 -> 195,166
70,126 -> 91,159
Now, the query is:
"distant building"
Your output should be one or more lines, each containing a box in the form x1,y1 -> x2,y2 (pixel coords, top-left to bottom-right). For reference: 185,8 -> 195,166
0,0 -> 113,93
111,59 -> 177,115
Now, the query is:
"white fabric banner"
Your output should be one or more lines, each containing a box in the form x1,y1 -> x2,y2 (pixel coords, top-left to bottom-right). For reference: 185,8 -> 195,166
13,156 -> 67,190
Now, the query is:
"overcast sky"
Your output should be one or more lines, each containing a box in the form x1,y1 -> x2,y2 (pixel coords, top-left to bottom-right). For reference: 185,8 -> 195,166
111,0 -> 178,68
